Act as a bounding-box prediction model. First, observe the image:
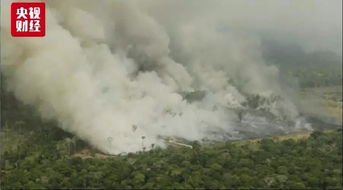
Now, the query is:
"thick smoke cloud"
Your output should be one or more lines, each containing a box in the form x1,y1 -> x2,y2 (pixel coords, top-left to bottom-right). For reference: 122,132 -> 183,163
1,0 -> 340,154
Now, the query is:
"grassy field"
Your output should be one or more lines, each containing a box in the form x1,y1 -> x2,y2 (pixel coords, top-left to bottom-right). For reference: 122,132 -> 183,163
300,86 -> 342,124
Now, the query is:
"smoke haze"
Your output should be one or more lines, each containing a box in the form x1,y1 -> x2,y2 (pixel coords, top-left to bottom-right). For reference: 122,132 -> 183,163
1,0 -> 341,154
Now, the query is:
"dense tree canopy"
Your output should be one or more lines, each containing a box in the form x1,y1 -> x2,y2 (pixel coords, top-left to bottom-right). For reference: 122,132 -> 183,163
1,116 -> 341,189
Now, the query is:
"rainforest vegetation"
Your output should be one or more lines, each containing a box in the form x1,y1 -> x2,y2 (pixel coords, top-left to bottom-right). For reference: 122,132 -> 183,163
0,92 -> 342,189
1,49 -> 342,188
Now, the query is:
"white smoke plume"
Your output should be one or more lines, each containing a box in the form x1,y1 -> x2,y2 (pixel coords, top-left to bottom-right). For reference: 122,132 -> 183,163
1,0 -> 340,154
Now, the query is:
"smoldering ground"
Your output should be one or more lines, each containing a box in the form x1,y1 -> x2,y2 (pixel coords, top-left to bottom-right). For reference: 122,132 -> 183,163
1,0 -> 341,154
